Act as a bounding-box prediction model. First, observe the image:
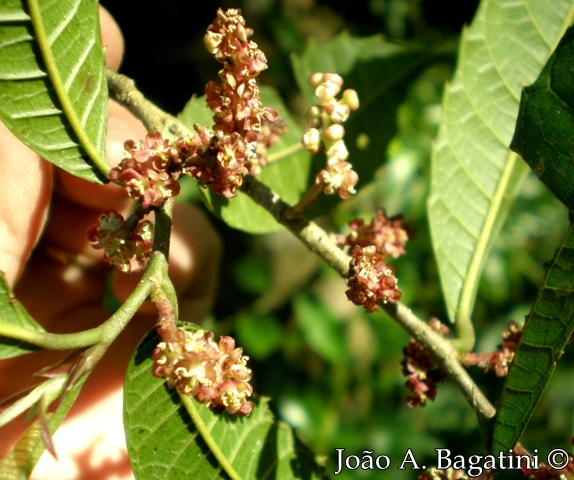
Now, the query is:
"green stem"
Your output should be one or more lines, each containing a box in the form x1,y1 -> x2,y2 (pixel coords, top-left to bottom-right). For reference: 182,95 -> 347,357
151,199 -> 179,322
285,182 -> 324,219
0,201 -> 176,349
0,275 -> 153,349
266,142 -> 304,163
179,395 -> 242,480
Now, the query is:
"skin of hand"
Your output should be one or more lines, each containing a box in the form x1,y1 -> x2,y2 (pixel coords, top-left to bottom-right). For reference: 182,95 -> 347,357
0,6 -> 221,477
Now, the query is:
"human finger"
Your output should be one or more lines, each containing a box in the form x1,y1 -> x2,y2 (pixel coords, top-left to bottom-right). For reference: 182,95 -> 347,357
0,5 -> 126,288
0,123 -> 52,288
99,5 -> 124,72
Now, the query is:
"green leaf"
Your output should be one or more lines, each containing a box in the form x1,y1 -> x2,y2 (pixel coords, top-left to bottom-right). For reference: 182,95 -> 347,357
235,310 -> 282,359
0,372 -> 88,478
291,31 -> 450,190
0,272 -> 45,359
0,374 -> 66,428
0,419 -> 44,478
124,328 -> 325,480
492,221 -> 574,454
233,256 -> 272,295
427,0 -> 574,331
0,0 -> 109,183
179,86 -> 311,234
493,25 -> 574,454
510,25 -> 574,209
293,293 -> 347,364
178,93 -> 213,129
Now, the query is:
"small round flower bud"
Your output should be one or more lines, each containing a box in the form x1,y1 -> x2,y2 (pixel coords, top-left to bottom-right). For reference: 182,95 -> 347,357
325,139 -> 349,162
315,83 -> 340,103
323,124 -> 345,142
343,89 -> 359,110
323,72 -> 343,87
308,72 -> 325,89
302,127 -> 321,153
203,31 -> 223,54
329,103 -> 351,123
305,106 -> 323,128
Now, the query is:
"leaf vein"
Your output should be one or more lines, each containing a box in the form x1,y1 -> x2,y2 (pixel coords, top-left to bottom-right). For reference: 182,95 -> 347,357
64,37 -> 95,92
46,0 -> 80,46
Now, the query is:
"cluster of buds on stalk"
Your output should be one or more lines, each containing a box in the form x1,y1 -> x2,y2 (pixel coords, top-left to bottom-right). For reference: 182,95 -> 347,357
345,245 -> 402,312
108,132 -> 181,208
342,211 -> 410,312
337,209 -> 414,258
196,7 -> 278,195
516,442 -> 574,479
302,73 -> 359,199
89,9 -> 284,270
108,8 -> 279,204
152,324 -> 254,416
86,210 -> 153,273
401,318 -> 448,407
462,321 -> 522,377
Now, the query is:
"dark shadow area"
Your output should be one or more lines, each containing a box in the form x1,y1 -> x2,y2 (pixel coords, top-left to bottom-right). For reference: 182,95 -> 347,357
132,328 -> 157,366
257,420 -> 278,479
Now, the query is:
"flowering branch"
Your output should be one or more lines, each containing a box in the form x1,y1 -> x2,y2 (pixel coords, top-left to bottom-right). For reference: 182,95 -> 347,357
105,72 -> 496,422
239,175 -> 495,420
104,32 -> 496,426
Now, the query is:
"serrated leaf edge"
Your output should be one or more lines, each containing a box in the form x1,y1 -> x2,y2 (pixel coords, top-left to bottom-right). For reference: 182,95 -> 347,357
492,221 -> 574,453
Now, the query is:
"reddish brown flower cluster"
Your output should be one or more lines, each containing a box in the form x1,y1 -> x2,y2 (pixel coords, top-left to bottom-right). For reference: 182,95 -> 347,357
109,9 -> 280,203
401,318 -> 448,407
345,245 -> 402,312
338,210 -> 414,259
302,73 -> 359,199
463,321 -> 522,377
486,321 -> 522,377
108,132 -> 181,208
516,442 -> 574,479
152,325 -> 254,416
202,7 -> 278,195
86,210 -> 153,273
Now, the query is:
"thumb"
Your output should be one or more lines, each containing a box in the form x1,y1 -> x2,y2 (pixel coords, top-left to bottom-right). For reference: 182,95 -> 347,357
0,122 -> 52,288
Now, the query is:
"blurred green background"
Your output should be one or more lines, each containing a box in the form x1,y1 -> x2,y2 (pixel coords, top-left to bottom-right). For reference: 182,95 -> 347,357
100,1 -> 573,477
